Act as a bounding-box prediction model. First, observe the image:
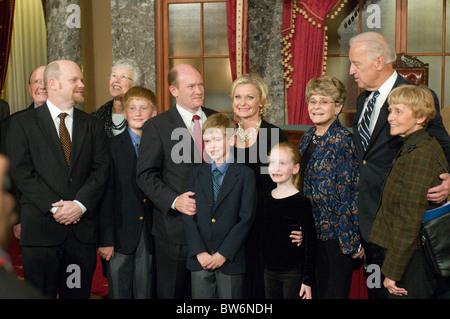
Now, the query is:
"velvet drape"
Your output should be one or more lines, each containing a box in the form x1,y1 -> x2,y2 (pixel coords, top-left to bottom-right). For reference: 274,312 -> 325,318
226,0 -> 249,82
0,0 -> 16,93
281,0 -> 339,125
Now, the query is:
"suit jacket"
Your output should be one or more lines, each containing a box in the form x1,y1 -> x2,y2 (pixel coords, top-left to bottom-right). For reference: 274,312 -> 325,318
353,74 -> 450,240
6,103 -> 109,246
183,162 -> 256,275
0,99 -> 10,121
1,103 -> 34,155
0,99 -> 11,154
99,130 -> 154,254
136,106 -> 217,245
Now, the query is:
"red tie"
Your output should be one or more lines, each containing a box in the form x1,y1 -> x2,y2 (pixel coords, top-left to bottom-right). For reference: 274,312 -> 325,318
192,115 -> 205,161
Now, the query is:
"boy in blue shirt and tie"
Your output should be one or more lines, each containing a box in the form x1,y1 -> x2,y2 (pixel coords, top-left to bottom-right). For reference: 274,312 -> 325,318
183,113 -> 256,299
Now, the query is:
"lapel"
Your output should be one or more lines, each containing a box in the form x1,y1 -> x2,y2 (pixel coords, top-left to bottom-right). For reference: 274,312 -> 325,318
199,164 -> 214,210
212,164 -> 238,214
69,108 -> 87,172
366,75 -> 408,154
119,130 -> 138,165
35,104 -> 68,167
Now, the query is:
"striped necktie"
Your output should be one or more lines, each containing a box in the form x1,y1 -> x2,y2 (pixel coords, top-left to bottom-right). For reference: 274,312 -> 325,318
358,90 -> 380,151
212,169 -> 222,203
58,113 -> 71,166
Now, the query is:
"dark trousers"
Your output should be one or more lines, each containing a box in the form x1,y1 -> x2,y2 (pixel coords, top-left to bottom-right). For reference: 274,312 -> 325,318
21,231 -> 97,299
364,241 -> 436,299
363,241 -> 388,299
388,248 -> 435,299
316,239 -> 354,299
154,236 -> 190,299
264,268 -> 303,299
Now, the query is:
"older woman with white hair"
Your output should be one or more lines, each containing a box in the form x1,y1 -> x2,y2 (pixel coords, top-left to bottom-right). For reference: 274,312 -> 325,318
92,59 -> 144,137
370,84 -> 448,299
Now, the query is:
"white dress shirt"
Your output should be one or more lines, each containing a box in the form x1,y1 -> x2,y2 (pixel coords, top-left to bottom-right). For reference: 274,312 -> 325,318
171,105 -> 207,210
358,71 -> 398,135
46,99 -> 87,215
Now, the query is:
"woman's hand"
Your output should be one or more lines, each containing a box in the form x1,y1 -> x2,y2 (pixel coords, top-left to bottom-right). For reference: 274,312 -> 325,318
383,277 -> 408,296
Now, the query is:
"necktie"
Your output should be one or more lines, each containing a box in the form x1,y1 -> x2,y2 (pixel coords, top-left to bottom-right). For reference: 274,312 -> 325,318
212,169 -> 222,203
192,115 -> 204,161
58,113 -> 71,166
358,90 -> 380,151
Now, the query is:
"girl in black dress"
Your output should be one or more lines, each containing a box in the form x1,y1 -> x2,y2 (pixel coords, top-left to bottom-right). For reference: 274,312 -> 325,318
263,142 -> 317,299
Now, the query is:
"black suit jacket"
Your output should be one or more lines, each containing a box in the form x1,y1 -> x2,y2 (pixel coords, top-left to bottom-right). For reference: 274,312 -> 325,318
99,130 -> 154,254
0,99 -> 11,154
136,106 -> 217,245
6,103 -> 109,246
1,103 -> 34,155
0,99 -> 10,121
353,75 -> 450,240
183,162 -> 256,274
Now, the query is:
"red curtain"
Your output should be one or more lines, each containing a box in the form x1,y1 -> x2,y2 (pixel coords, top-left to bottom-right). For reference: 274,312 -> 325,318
281,0 -> 340,125
226,0 -> 249,82
0,0 -> 15,93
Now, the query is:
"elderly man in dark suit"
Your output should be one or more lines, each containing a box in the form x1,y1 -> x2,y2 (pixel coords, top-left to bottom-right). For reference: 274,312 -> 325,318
137,64 -> 216,299
6,60 -> 109,299
349,31 -> 450,299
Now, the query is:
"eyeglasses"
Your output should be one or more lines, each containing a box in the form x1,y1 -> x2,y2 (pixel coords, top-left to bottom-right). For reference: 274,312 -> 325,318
109,74 -> 133,82
30,80 -> 44,86
308,100 -> 335,106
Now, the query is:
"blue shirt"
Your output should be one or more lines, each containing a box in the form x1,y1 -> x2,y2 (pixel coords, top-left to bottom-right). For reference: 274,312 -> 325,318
211,159 -> 230,187
127,127 -> 141,156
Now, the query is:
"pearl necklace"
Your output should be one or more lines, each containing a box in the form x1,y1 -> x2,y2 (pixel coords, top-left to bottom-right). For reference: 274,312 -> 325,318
237,118 -> 262,142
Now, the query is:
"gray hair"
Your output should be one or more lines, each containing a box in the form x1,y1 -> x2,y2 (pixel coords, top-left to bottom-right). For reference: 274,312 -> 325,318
349,32 -> 396,64
112,59 -> 144,86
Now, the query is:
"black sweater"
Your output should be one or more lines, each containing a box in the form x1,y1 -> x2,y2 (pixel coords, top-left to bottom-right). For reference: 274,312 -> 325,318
262,192 -> 317,286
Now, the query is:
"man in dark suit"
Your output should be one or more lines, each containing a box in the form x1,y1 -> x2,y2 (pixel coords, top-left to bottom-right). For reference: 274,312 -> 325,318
1,66 -> 48,240
1,65 -> 47,155
6,60 -> 109,299
349,32 -> 450,298
136,63 -> 216,299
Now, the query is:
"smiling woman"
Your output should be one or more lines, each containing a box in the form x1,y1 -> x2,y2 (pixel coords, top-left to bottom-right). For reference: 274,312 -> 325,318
298,75 -> 361,299
91,59 -> 143,138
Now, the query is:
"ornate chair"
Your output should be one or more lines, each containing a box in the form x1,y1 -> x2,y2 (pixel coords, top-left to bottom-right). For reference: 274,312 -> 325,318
393,52 -> 429,86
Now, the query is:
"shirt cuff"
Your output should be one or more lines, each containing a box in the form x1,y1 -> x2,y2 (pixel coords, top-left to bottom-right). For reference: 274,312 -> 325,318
171,196 -> 178,210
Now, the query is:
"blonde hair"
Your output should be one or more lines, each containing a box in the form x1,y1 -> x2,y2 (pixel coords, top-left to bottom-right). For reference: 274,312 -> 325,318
269,142 -> 301,189
388,84 -> 436,127
123,86 -> 157,113
202,113 -> 236,137
230,73 -> 269,119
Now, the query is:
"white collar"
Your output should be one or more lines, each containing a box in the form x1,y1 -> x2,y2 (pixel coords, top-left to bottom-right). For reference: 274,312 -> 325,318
46,99 -> 74,119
